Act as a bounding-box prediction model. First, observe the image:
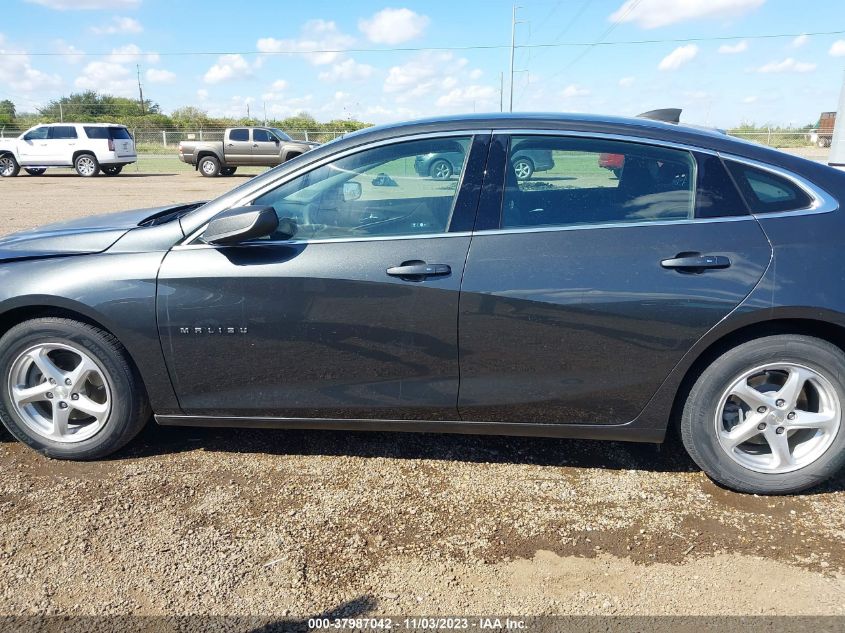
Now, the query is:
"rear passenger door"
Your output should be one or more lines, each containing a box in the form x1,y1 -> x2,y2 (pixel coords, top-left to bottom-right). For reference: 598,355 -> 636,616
224,128 -> 252,165
457,134 -> 772,425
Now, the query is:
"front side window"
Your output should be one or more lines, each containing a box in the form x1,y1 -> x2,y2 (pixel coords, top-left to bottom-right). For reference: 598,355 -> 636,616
229,128 -> 249,142
253,129 -> 273,143
22,127 -> 49,141
252,136 -> 471,240
50,126 -> 78,140
725,161 -> 812,213
502,136 -> 695,229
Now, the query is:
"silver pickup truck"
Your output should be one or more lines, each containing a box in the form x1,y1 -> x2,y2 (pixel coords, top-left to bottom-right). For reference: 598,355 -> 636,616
178,127 -> 319,176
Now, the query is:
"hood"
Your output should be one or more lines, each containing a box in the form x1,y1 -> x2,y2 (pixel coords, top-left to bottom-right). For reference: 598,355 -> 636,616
0,204 -> 188,263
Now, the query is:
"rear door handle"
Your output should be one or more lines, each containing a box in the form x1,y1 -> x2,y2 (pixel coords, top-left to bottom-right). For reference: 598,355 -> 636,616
386,262 -> 451,280
661,254 -> 731,271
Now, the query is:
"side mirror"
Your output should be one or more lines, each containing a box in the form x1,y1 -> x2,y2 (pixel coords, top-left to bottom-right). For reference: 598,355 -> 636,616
202,205 -> 279,245
342,181 -> 362,202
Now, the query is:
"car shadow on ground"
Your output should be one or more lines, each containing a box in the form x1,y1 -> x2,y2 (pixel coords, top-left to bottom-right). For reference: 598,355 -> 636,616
21,173 -> 181,178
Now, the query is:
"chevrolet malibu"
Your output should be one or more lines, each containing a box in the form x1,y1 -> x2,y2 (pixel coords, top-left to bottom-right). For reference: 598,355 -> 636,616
1,113 -> 844,495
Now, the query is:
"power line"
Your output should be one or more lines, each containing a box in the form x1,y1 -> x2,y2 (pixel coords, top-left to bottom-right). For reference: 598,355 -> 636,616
4,29 -> 844,57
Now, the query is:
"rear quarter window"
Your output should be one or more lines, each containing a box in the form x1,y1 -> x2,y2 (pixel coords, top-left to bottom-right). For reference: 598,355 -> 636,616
109,127 -> 132,140
725,161 -> 813,213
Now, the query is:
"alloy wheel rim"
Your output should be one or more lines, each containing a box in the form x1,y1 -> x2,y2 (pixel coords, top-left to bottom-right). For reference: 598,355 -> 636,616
77,157 -> 95,176
714,362 -> 840,474
433,162 -> 450,179
0,157 -> 14,176
514,161 -> 531,179
7,343 -> 112,443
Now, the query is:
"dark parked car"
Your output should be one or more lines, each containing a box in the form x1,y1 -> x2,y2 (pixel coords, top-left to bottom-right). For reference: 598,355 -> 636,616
1,113 -> 845,494
415,147 -> 553,180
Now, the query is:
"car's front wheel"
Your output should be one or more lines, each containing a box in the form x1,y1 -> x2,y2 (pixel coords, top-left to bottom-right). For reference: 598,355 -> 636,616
0,318 -> 150,460
429,159 -> 452,180
102,165 -> 123,176
0,155 -> 20,177
681,335 -> 845,494
221,166 -> 237,176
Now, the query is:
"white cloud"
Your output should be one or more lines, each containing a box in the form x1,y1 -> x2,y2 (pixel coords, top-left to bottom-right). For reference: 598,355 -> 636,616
318,58 -> 375,82
718,40 -> 748,54
91,16 -> 142,35
436,85 -> 496,109
203,54 -> 251,84
53,39 -> 85,64
108,44 -> 158,63
618,76 -> 635,87
146,68 -> 175,83
384,52 -> 467,100
756,57 -> 816,73
196,89 -> 208,102
74,61 -> 136,97
742,96 -> 758,104
561,84 -> 590,98
658,44 -> 699,71
609,0 -> 764,29
830,40 -> 845,57
26,0 -> 140,9
359,8 -> 429,44
469,68 -> 483,80
257,20 -> 354,66
0,37 -> 62,92
792,34 -> 808,48
271,79 -> 288,91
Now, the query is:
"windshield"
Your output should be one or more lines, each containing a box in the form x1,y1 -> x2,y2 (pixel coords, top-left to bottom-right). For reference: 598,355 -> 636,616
270,128 -> 293,142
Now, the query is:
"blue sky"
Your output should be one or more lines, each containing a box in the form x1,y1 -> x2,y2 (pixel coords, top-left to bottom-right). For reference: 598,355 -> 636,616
2,0 -> 845,127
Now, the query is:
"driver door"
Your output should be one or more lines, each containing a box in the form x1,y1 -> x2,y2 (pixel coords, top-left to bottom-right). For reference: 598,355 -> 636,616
158,133 -> 488,420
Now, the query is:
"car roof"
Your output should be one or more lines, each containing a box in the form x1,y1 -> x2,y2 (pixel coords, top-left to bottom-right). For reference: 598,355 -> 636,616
38,123 -> 128,127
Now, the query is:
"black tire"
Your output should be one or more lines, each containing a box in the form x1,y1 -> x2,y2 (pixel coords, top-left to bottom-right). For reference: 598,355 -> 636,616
199,155 -> 221,177
611,167 -> 622,179
102,165 -> 123,176
74,153 -> 100,177
681,335 -> 845,494
24,168 -> 46,176
0,318 -> 150,460
512,157 -> 534,180
429,159 -> 452,180
221,166 -> 237,176
0,154 -> 20,177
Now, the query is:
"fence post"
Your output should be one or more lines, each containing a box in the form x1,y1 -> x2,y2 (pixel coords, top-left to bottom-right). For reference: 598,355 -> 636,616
766,127 -> 772,146
162,130 -> 167,147
199,129 -> 203,141
305,130 -> 309,142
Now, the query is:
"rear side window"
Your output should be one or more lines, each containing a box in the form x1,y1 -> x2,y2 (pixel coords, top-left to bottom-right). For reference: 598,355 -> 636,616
501,136 -> 695,229
725,161 -> 812,213
50,126 -> 78,140
83,127 -> 109,139
229,129 -> 249,142
695,154 -> 748,218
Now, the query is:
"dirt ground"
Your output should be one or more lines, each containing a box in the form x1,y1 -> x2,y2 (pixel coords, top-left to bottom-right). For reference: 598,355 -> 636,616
0,166 -> 843,620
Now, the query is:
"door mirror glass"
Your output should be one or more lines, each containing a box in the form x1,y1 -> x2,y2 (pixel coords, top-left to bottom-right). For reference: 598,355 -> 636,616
202,205 -> 279,245
342,181 -> 363,202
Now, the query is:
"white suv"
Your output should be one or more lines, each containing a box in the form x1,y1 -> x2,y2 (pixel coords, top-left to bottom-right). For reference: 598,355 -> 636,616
0,123 -> 137,178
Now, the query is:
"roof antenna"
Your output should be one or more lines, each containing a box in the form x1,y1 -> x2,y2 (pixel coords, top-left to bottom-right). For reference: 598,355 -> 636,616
637,108 -> 681,123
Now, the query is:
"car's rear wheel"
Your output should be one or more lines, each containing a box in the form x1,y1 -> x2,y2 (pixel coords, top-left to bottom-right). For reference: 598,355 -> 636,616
74,153 -> 100,177
0,155 -> 20,177
102,165 -> 123,176
24,168 -> 46,176
681,335 -> 845,494
221,166 -> 237,176
513,157 -> 534,180
0,318 -> 150,460
199,156 -> 221,177
429,159 -> 452,180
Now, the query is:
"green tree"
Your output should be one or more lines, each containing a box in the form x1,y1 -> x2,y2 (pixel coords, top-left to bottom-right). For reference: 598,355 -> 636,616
0,99 -> 15,125
42,91 -> 161,122
170,106 -> 210,128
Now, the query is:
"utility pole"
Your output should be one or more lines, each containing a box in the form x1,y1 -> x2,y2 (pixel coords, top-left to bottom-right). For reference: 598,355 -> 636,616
246,103 -> 250,120
508,4 -> 523,112
499,72 -> 504,112
59,101 -> 63,123
263,101 -> 267,126
136,64 -> 145,115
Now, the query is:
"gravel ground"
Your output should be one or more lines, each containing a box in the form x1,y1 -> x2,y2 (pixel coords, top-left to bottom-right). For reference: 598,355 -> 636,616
0,167 -> 843,619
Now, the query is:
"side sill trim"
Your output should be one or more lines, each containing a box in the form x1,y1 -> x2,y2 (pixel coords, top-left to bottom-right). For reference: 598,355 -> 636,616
154,415 -> 665,443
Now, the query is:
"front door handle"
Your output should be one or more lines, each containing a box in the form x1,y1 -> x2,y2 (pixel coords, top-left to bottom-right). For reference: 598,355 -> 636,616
661,254 -> 731,271
386,262 -> 451,280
